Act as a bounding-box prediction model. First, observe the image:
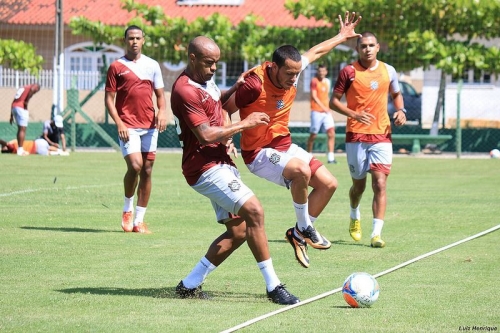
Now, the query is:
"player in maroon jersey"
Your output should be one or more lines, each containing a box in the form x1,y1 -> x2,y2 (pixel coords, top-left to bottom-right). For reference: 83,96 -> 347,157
105,25 -> 167,234
10,83 -> 40,156
170,36 -> 299,305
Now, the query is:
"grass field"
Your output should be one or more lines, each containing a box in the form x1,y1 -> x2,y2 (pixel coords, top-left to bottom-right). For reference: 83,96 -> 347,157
1,151 -> 499,332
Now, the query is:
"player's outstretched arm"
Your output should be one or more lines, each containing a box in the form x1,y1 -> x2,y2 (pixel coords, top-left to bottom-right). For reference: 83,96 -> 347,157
192,112 -> 269,146
303,11 -> 362,65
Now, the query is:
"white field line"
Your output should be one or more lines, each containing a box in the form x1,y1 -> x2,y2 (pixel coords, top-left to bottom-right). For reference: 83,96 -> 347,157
220,224 -> 500,333
0,184 -> 116,197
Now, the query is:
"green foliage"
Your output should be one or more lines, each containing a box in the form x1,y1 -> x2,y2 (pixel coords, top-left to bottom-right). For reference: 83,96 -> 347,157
0,39 -> 44,75
68,0 -> 349,65
285,0 -> 500,76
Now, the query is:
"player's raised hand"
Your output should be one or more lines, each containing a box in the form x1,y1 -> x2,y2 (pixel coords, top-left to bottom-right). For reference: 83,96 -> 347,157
338,11 -> 362,40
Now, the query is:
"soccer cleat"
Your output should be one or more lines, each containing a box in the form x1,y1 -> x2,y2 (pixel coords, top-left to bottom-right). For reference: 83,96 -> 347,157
349,218 -> 362,241
371,235 -> 386,248
121,211 -> 133,232
132,222 -> 152,234
175,281 -> 209,299
327,159 -> 338,164
295,224 -> 331,250
285,227 -> 310,268
267,284 -> 300,305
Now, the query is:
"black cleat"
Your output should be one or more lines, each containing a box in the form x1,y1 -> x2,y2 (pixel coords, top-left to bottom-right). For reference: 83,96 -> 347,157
296,224 -> 331,250
175,280 -> 209,299
267,284 -> 300,305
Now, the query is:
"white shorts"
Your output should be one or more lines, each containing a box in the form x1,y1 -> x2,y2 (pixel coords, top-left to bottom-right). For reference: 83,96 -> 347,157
192,164 -> 255,223
346,142 -> 393,179
35,138 -> 50,155
120,128 -> 158,158
310,110 -> 334,134
246,143 -> 312,188
11,107 -> 29,127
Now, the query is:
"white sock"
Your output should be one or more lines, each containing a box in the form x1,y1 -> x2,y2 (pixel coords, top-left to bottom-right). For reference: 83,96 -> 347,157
123,196 -> 134,213
371,218 -> 384,238
257,258 -> 281,292
350,206 -> 360,220
17,147 -> 25,155
327,152 -> 335,161
294,201 -> 311,231
309,215 -> 317,225
133,206 -> 147,224
183,257 -> 217,289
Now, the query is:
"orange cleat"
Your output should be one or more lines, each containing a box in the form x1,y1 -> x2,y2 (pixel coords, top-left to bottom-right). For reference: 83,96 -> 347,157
132,222 -> 152,234
121,211 -> 133,232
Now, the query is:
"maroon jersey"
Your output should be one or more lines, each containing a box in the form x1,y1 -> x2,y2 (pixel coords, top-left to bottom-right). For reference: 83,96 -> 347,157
12,84 -> 37,109
105,54 -> 164,129
171,72 -> 235,185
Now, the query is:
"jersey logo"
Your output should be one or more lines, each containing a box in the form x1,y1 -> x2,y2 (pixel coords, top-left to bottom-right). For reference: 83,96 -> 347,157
370,80 -> 379,91
276,99 -> 285,110
228,179 -> 241,192
269,153 -> 281,164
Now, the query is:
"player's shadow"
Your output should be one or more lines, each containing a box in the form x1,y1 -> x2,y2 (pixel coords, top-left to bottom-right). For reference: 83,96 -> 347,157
268,238 -> 371,248
20,226 -> 121,233
268,239 -> 287,244
57,287 -> 266,302
332,239 -> 372,248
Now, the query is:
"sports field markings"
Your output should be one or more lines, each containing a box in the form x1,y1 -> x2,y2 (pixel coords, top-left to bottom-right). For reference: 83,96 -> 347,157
0,184 -> 117,197
220,224 -> 500,333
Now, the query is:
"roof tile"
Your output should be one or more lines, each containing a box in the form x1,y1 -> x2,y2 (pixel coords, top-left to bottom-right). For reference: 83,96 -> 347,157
3,0 -> 326,28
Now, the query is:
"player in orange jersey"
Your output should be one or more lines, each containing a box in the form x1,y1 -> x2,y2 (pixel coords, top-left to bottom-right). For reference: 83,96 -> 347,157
330,32 -> 406,248
229,12 -> 362,268
307,64 -> 337,164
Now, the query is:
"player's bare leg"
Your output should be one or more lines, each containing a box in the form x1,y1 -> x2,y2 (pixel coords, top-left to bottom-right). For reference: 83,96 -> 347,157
308,165 -> 337,218
370,170 -> 387,247
284,158 -> 331,251
349,177 -> 366,241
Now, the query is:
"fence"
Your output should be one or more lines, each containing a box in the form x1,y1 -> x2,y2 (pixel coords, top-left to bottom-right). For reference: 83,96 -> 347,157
0,67 -> 105,90
1,67 -> 499,156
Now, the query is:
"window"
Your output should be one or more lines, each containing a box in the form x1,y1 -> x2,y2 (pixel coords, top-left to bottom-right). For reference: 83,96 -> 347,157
451,68 -> 491,85
65,43 -> 123,90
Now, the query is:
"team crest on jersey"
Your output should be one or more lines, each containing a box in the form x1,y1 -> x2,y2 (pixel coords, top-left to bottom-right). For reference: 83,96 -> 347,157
370,80 -> 379,91
269,153 -> 281,164
276,99 -> 285,110
228,180 -> 241,192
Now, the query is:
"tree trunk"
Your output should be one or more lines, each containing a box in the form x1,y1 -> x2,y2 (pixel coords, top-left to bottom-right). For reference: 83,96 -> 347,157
430,70 -> 446,135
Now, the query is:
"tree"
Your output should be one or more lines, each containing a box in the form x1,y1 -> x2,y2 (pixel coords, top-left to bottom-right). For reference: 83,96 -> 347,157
0,39 -> 43,75
285,0 -> 500,133
68,0 -> 349,71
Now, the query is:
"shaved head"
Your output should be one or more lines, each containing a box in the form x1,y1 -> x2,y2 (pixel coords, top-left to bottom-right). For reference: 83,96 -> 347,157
186,36 -> 221,84
188,36 -> 219,58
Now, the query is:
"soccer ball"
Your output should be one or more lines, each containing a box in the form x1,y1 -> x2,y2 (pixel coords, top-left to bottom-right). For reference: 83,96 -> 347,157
490,149 -> 500,159
342,272 -> 380,308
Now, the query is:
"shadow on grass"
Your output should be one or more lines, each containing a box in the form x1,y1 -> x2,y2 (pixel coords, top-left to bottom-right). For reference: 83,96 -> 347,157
332,239 -> 372,248
269,238 -> 371,248
21,226 -> 121,233
57,287 -> 266,302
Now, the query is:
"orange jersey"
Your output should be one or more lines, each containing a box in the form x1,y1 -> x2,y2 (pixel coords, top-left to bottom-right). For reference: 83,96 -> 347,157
344,61 -> 392,136
238,62 -> 297,151
310,77 -> 330,112
8,140 -> 37,154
